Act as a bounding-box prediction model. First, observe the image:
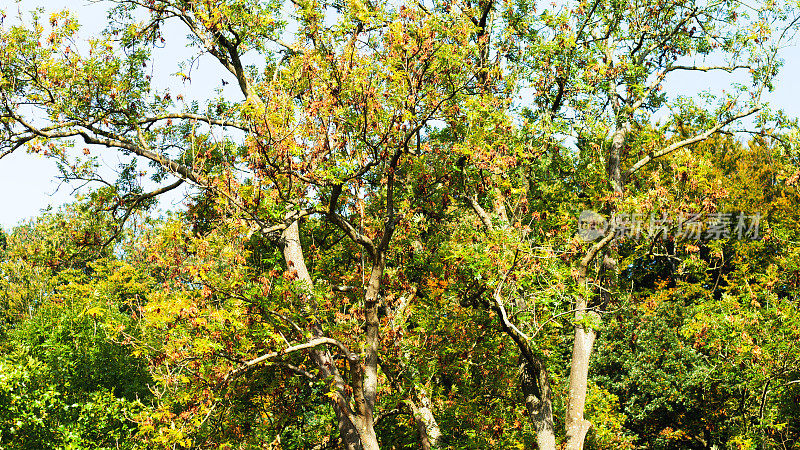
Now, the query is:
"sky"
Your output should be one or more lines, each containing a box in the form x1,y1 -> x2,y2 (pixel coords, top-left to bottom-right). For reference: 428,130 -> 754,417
1,0 -> 799,230
0,0 -> 241,230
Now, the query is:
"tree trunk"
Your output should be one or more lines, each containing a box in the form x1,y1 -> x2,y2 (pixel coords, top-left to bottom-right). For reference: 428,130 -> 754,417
407,399 -> 432,450
357,254 -> 386,450
608,122 -> 628,194
521,356 -> 556,450
564,233 -> 614,450
564,307 -> 598,450
564,119 -> 628,450
407,385 -> 443,449
357,425 -> 380,450
280,219 -> 369,450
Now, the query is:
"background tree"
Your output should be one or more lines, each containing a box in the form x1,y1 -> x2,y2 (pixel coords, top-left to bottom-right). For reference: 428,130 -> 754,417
0,203 -> 152,449
435,0 -> 800,447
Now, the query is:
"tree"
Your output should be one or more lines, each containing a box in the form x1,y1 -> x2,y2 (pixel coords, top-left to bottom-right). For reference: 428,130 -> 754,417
442,0 -> 799,446
2,1 -> 488,448
592,134 -> 800,448
0,204 -> 152,449
2,0 -> 800,448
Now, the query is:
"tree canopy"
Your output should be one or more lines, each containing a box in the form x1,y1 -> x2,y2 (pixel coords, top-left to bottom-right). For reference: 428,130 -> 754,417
2,0 -> 800,448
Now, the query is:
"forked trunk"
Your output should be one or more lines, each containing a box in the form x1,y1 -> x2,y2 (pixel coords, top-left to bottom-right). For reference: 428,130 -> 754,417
565,233 -> 614,450
281,219 -> 377,450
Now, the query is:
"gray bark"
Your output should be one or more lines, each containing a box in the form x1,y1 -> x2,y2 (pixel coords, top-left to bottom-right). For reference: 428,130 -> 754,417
564,232 -> 613,450
521,356 -> 556,450
406,386 -> 442,450
414,386 -> 443,449
564,310 -> 598,450
608,123 -> 628,194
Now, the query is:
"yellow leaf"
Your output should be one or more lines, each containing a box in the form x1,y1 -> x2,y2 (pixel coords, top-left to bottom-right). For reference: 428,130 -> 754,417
85,306 -> 105,317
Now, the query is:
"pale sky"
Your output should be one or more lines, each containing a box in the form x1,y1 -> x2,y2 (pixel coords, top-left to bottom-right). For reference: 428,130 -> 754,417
1,0 -> 239,229
1,0 -> 799,230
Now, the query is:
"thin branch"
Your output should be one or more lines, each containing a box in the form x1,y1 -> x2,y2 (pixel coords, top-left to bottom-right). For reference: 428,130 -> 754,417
577,232 -> 615,281
270,361 -> 316,379
100,178 -> 185,247
666,64 -> 751,73
138,113 -> 249,131
494,250 -> 529,341
326,184 -> 375,258
224,337 -> 358,383
5,107 -> 203,183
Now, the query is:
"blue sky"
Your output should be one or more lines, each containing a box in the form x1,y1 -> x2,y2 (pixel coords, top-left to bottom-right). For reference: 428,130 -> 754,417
1,0 -> 799,230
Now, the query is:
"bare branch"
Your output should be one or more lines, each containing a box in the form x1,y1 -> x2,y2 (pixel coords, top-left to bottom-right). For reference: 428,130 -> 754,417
100,178 -> 185,247
666,64 -> 751,73
138,113 -> 249,131
624,106 -> 761,179
224,337 -> 358,383
494,252 -> 529,341
4,106 -> 204,183
465,195 -> 494,231
577,232 -> 615,281
326,184 -> 376,258
271,362 -> 316,379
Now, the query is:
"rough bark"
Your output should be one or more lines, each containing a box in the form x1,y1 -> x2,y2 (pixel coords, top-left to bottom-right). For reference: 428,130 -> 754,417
608,123 -> 628,195
406,386 -> 442,450
520,356 -> 556,450
355,253 -> 386,450
414,386 -> 443,449
407,399 -> 433,450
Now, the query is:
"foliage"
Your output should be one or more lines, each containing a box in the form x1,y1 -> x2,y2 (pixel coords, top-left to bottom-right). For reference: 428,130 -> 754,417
0,204 -> 152,449
1,0 -> 800,448
0,355 -> 141,450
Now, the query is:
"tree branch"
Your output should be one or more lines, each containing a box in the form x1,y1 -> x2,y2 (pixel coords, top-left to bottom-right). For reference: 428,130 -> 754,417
326,184 -> 376,258
465,195 -> 494,231
138,113 -> 249,131
624,106 -> 761,179
224,337 -> 358,383
100,178 -> 185,247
